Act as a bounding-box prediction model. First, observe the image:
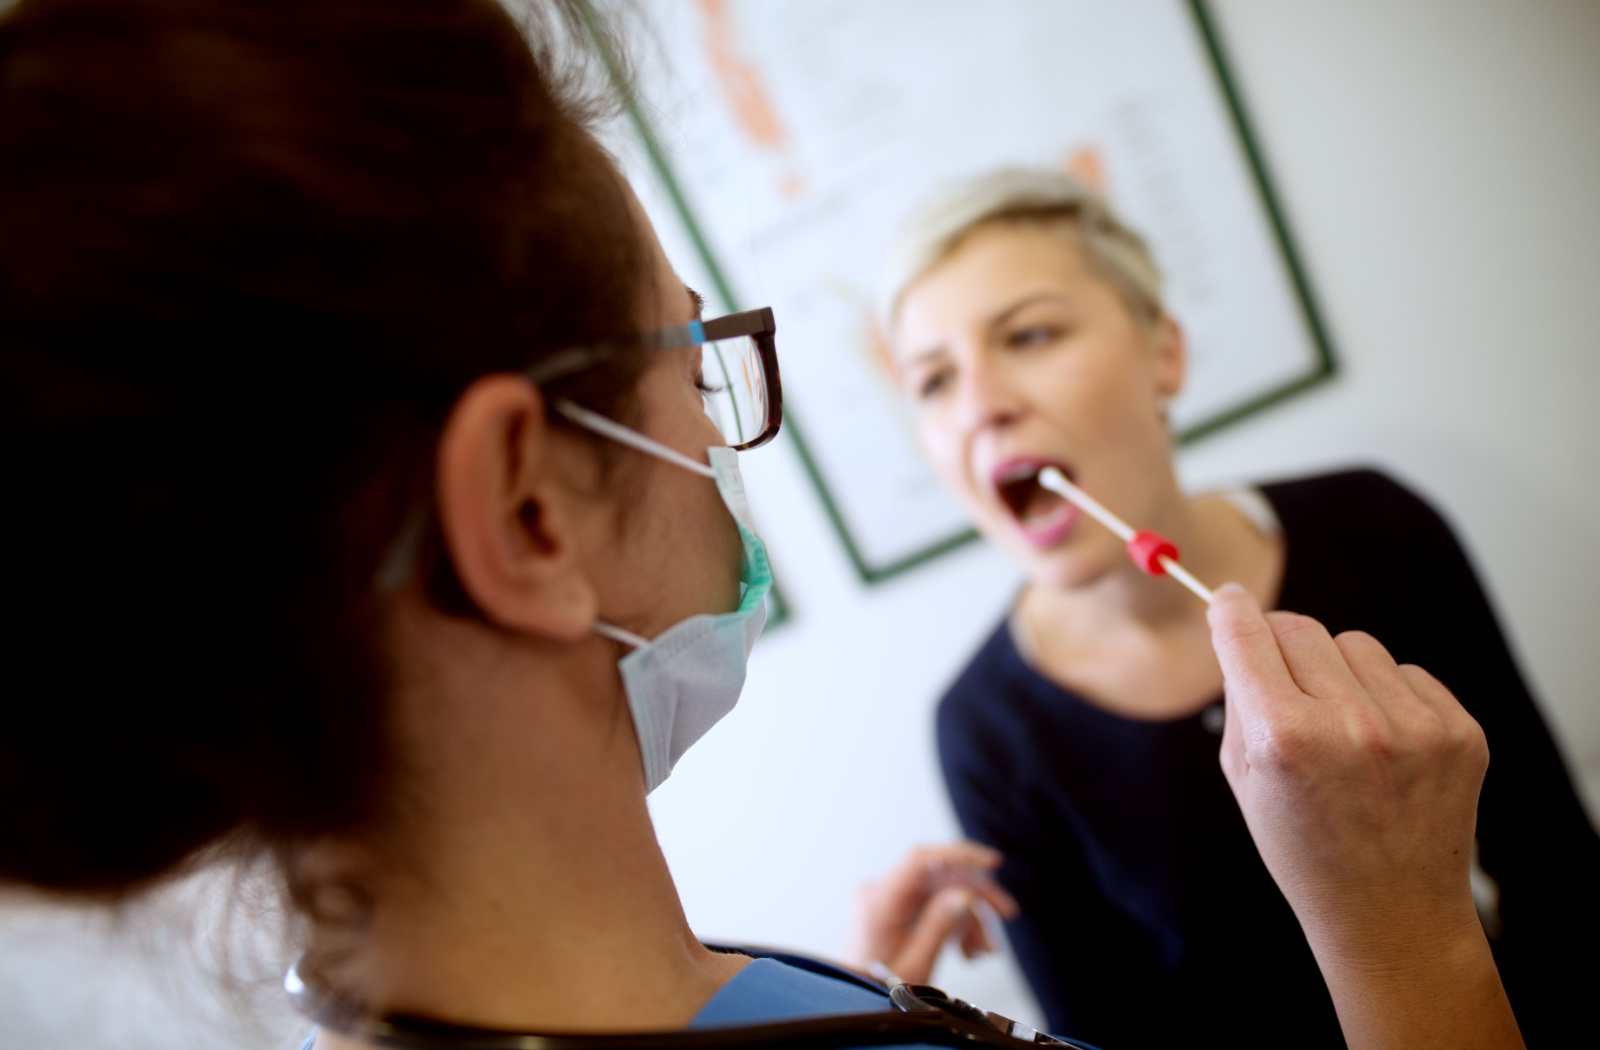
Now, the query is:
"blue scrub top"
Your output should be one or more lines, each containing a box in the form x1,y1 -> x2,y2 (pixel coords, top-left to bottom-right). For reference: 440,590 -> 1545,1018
691,956 -> 897,1027
297,957 -> 902,1050
300,949 -> 1092,1049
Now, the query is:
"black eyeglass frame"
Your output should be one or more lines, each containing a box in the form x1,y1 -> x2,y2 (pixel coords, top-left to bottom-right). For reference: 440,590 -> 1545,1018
524,307 -> 783,452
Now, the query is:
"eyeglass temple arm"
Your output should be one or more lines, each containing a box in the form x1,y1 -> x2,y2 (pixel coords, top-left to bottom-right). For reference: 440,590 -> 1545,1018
524,309 -> 776,387
699,306 -> 776,341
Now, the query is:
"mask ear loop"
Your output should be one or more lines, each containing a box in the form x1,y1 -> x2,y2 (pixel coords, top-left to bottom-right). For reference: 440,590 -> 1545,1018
554,399 -> 716,479
594,620 -> 650,649
554,399 -> 725,651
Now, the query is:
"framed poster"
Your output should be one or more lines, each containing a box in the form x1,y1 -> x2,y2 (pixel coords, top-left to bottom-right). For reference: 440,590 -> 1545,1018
606,0 -> 1335,583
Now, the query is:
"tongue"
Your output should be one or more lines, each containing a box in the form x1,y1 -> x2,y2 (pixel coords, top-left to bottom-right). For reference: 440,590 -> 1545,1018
1019,479 -> 1068,524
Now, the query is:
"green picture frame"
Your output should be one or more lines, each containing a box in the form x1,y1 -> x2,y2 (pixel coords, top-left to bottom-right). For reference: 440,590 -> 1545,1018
602,0 -> 1337,588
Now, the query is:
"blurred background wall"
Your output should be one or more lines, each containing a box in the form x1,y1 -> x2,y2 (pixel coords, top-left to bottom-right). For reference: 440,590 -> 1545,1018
2,0 -> 1596,1045
646,0 -> 1600,1028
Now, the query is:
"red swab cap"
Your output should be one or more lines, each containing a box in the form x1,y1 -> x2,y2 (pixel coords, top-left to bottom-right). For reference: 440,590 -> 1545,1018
1127,530 -> 1178,576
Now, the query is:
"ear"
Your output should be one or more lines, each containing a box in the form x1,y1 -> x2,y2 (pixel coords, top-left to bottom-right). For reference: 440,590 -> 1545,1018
867,312 -> 898,380
434,374 -> 597,642
1151,312 -> 1187,403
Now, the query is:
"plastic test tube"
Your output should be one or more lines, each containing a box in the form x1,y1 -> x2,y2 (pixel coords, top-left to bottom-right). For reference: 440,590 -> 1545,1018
1037,467 -> 1214,604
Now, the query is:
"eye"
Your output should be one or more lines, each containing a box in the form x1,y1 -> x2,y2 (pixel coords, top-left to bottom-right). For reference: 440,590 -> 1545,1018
1007,324 -> 1060,349
915,367 -> 954,401
692,360 -> 725,396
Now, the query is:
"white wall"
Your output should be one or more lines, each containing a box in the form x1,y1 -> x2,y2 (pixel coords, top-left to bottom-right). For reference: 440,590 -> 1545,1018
3,1 -> 1597,1044
1181,0 -> 1600,795
649,0 -> 1600,1030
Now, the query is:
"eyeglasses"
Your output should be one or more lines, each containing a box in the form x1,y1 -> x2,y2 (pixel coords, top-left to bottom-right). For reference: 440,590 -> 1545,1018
524,307 -> 783,452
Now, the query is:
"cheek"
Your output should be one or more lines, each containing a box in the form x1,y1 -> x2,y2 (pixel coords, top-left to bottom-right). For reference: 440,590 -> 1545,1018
1041,341 -> 1151,431
916,413 -> 974,497
628,465 -> 741,616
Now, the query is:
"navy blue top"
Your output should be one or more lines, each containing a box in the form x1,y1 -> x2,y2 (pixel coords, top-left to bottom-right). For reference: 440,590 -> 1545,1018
938,470 -> 1600,1049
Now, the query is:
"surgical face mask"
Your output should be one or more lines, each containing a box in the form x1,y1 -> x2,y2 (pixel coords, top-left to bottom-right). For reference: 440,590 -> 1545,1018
555,400 -> 772,793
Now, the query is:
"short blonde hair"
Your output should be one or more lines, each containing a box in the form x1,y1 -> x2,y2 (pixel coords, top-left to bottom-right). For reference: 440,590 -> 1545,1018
877,167 -> 1164,332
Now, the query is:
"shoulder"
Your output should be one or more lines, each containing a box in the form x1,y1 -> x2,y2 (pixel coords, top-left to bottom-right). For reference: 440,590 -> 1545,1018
1261,467 -> 1438,523
691,957 -> 890,1029
935,617 -> 1035,761
1258,468 -> 1501,654
937,617 -> 1025,726
1261,467 -> 1462,555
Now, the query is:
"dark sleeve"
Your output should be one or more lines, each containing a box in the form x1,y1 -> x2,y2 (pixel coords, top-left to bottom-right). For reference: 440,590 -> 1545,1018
936,679 -> 1161,1045
1380,476 -> 1600,1043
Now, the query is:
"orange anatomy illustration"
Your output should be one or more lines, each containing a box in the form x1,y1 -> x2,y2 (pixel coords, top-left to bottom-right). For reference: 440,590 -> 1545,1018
1065,143 -> 1109,193
701,0 -> 786,149
699,0 -> 806,198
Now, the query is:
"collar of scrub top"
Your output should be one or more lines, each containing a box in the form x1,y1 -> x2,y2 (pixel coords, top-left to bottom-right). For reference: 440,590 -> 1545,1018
284,949 -> 1093,1050
524,306 -> 783,452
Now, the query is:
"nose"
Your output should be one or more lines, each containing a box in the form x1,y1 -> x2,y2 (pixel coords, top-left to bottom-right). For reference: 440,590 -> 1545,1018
954,353 -> 1025,435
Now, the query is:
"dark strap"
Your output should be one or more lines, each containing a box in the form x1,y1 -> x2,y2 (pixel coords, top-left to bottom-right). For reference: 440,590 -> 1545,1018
702,942 -> 891,997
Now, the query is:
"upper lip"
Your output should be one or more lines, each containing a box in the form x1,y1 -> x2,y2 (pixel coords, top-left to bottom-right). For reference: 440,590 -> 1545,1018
988,455 -> 1075,519
989,455 -> 1071,489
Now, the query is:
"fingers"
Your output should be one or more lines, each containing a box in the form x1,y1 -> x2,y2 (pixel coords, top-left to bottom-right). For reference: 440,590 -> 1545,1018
959,907 -> 993,958
1207,583 -> 1303,721
1270,613 -> 1364,701
1400,663 -> 1490,776
1337,634 -> 1488,771
929,844 -> 1016,922
1332,630 -> 1410,704
974,877 -> 1020,921
855,841 -> 1014,981
920,841 -> 1013,918
896,841 -> 1000,892
869,842 -> 993,930
890,885 -> 974,985
1397,662 -> 1460,718
924,841 -> 1004,875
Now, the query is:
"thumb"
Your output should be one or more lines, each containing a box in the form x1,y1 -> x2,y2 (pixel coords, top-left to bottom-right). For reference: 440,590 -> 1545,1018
1208,583 -> 1300,728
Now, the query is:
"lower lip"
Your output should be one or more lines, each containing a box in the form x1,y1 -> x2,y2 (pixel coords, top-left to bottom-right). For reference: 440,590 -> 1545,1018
1016,501 -> 1080,549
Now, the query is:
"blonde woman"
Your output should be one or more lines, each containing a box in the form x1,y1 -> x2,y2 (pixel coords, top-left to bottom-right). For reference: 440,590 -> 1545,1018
859,169 -> 1598,1049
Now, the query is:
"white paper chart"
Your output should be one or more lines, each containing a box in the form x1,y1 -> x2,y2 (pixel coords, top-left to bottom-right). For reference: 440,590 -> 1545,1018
608,0 -> 1334,582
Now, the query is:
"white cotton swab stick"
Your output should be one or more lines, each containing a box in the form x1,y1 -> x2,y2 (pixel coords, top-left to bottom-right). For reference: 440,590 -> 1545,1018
1037,468 -> 1134,542
1037,467 -> 1214,604
1155,558 -> 1214,605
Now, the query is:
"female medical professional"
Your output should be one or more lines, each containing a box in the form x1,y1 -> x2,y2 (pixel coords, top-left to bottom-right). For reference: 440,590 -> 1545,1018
862,168 -> 1600,1049
0,2 -> 1526,1048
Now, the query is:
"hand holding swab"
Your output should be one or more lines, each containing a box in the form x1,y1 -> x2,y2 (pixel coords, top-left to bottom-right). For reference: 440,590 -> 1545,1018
1037,467 -> 1214,604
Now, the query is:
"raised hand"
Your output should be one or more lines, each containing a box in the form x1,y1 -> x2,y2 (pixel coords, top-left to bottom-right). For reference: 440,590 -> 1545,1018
846,841 -> 1019,985
1207,583 -> 1523,1050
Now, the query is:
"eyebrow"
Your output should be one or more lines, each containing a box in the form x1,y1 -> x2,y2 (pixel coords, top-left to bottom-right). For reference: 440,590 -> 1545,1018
903,291 -> 1074,368
686,285 -> 706,320
985,290 -> 1072,333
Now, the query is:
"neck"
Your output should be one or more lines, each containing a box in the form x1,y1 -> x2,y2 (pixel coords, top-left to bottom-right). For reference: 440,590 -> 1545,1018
1078,478 -> 1213,624
303,600 -> 745,1046
1022,479 -> 1279,640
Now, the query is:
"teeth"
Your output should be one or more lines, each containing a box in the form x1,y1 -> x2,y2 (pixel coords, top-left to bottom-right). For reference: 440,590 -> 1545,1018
996,461 -> 1042,484
1023,506 -> 1069,524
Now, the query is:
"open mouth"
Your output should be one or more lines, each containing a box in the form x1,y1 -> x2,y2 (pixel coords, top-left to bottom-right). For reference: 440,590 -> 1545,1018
991,458 -> 1079,547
